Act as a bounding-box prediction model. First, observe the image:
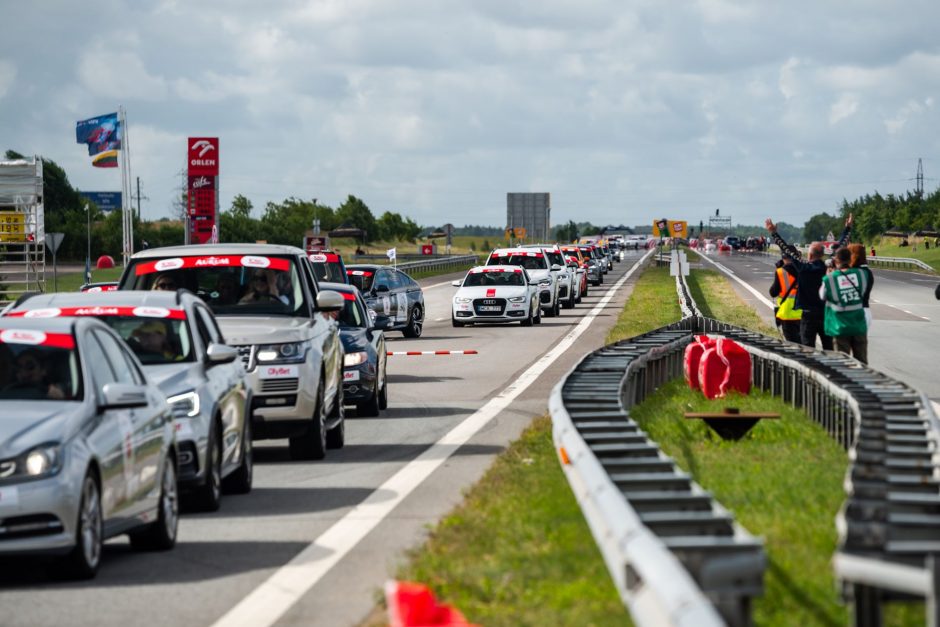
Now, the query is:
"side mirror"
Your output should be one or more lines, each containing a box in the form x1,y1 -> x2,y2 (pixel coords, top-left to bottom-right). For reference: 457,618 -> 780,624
451,280 -> 461,287
375,284 -> 390,293
316,290 -> 345,312
550,264 -> 562,272
206,343 -> 238,365
100,382 -> 149,410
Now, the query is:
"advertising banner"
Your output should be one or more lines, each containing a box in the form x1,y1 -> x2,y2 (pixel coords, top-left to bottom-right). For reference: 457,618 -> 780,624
652,219 -> 688,239
188,138 -> 219,176
187,138 -> 219,244
0,211 -> 27,242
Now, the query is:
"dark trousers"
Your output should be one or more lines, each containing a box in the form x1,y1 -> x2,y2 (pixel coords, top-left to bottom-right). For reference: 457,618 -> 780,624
779,319 -> 801,343
800,313 -> 833,350
835,335 -> 868,364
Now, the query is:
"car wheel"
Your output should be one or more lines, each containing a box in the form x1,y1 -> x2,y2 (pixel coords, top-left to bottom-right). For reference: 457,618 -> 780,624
534,305 -> 542,325
190,421 -> 222,512
452,316 -> 465,328
129,456 -> 178,550
402,305 -> 423,338
223,417 -> 253,495
552,298 -> 561,317
521,305 -> 534,326
62,472 -> 103,579
326,381 -> 346,448
357,377 -> 381,417
378,369 -> 388,410
289,379 -> 327,460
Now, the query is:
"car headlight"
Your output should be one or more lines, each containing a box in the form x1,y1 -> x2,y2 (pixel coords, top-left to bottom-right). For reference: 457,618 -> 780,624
507,296 -> 526,303
167,390 -> 200,418
257,342 -> 308,364
560,273 -> 569,280
454,297 -> 472,303
538,278 -> 551,287
344,351 -> 368,367
0,444 -> 63,480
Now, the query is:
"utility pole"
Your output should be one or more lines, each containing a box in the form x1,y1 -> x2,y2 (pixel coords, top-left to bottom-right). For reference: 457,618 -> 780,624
135,176 -> 149,221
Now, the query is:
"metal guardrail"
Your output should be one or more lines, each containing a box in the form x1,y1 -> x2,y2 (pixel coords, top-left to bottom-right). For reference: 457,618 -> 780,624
551,262 -> 940,626
866,255 -> 936,273
350,254 -> 479,277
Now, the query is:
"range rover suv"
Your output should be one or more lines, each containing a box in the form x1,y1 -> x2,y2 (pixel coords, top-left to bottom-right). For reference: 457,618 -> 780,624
117,244 -> 346,461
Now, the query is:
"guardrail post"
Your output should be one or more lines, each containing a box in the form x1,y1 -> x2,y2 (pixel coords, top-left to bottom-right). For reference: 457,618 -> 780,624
852,584 -> 882,627
929,554 -> 940,627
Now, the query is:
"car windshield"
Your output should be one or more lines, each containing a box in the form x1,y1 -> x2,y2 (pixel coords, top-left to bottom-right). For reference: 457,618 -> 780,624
544,251 -> 565,266
0,340 -> 82,401
309,253 -> 346,284
337,296 -> 366,328
122,255 -> 308,317
101,317 -> 194,365
464,272 -> 525,287
347,270 -> 375,293
488,254 -> 545,271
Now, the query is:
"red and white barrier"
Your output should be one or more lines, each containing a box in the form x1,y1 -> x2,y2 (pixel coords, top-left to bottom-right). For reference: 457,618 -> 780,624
387,350 -> 479,356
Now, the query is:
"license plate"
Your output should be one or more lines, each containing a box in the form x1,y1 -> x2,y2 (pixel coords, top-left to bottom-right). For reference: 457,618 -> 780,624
259,365 -> 299,379
344,370 -> 360,382
478,306 -> 501,312
0,486 -> 19,510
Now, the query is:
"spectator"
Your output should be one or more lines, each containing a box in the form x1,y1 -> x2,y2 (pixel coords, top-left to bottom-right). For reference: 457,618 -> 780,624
849,243 -> 874,333
820,246 -> 869,363
765,213 -> 853,350
870,247 -> 876,257
769,255 -> 801,343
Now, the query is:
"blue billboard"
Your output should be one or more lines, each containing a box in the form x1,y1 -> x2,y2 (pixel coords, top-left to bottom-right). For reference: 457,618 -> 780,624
79,191 -> 122,213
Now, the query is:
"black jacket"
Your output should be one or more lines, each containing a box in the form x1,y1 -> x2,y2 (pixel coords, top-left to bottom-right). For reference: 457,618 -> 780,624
771,227 -> 851,315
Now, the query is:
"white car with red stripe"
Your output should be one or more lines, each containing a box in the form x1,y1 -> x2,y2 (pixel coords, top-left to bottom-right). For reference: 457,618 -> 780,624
451,265 -> 540,327
485,248 -> 562,317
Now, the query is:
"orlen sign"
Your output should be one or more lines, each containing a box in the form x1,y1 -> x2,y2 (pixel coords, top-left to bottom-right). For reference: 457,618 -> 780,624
188,137 -> 219,176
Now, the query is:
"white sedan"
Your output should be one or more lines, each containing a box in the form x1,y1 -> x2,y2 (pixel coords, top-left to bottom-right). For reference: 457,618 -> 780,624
451,265 -> 540,327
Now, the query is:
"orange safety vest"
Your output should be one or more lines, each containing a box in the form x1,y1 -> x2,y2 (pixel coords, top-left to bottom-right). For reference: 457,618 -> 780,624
775,267 -> 802,321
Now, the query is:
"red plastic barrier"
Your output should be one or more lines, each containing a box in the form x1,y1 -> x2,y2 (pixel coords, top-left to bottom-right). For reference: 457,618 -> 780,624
96,255 -> 115,269
386,581 -> 477,627
698,338 -> 752,399
684,335 -> 715,390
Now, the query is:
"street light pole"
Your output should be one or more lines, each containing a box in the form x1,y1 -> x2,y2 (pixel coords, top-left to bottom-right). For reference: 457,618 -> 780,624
84,203 -> 92,284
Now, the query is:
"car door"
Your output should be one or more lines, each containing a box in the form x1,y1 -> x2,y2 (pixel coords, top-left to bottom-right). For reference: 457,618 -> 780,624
193,303 -> 247,472
397,270 -> 422,320
373,269 -> 395,322
80,333 -> 133,526
93,329 -> 164,516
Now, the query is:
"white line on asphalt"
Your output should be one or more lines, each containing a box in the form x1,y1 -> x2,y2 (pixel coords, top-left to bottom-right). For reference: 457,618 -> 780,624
208,250 -> 654,627
425,279 -> 458,289
697,253 -> 774,309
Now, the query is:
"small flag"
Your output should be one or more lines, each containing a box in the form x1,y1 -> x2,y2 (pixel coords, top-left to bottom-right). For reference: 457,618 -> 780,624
92,150 -> 119,168
386,247 -> 397,261
76,112 -> 122,156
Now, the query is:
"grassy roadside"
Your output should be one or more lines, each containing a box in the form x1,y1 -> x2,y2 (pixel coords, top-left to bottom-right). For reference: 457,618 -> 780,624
686,268 -> 779,336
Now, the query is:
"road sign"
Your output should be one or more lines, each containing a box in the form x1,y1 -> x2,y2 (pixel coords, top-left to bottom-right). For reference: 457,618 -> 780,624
505,227 -> 526,239
0,211 -> 27,242
45,232 -> 65,254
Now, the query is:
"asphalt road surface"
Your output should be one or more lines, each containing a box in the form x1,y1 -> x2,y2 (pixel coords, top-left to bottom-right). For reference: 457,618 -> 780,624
0,249 -> 651,627
696,250 -> 940,404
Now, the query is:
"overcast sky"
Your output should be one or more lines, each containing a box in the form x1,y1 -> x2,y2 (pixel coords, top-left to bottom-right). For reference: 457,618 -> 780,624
2,0 -> 939,230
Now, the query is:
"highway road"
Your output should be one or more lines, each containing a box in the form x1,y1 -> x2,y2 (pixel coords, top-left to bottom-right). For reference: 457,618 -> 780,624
696,251 -> 940,404
0,249 -> 651,627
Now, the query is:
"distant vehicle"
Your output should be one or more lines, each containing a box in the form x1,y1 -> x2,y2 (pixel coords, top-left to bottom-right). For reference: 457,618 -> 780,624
723,236 -> 742,250
520,244 -> 577,309
559,246 -> 590,297
486,248 -> 562,317
116,244 -> 347,461
346,265 -> 425,338
451,265 -> 540,326
5,290 -> 254,510
320,282 -> 388,417
0,317 -> 178,578
308,250 -> 348,284
79,282 -> 118,293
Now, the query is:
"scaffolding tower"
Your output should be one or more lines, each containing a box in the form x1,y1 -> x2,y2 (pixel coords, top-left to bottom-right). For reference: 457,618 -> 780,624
0,157 -> 45,304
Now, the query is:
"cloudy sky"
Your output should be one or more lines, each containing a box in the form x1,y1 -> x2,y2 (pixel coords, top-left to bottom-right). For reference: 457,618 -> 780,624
2,0 -> 939,230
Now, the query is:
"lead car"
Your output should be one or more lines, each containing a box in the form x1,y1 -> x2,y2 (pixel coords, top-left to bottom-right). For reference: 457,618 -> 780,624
0,317 -> 178,578
117,244 -> 347,461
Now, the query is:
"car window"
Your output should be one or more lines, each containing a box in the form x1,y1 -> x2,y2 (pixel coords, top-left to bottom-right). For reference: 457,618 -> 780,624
0,335 -> 83,401
83,334 -> 118,389
93,330 -> 140,385
191,310 -> 213,350
374,270 -> 393,290
337,295 -> 366,328
488,253 -> 546,271
122,255 -> 309,318
544,251 -> 565,266
347,269 -> 375,293
464,272 -> 525,287
99,316 -> 194,365
387,270 -> 405,290
195,305 -> 224,344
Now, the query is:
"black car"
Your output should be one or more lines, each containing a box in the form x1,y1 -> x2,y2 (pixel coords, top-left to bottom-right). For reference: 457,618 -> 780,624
321,282 -> 387,416
308,250 -> 348,284
345,265 -> 424,338
723,236 -> 742,250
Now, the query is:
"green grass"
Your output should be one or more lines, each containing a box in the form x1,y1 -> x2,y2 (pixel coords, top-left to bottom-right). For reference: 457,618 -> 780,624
393,416 -> 631,627
606,264 -> 681,343
48,266 -> 124,293
686,269 -> 780,336
870,238 -> 940,272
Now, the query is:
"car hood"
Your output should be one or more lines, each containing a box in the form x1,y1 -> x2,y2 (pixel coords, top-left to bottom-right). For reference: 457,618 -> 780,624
338,326 -> 371,354
216,316 -> 316,345
144,363 -> 202,397
0,403 -> 85,458
525,269 -> 551,281
456,285 -> 529,299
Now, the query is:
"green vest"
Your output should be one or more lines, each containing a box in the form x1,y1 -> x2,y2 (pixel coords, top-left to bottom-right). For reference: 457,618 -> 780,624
823,268 -> 868,337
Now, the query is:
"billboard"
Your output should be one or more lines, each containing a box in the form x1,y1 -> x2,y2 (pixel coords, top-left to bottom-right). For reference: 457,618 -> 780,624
187,138 -> 219,244
188,137 -> 219,176
652,219 -> 688,239
507,193 -> 550,242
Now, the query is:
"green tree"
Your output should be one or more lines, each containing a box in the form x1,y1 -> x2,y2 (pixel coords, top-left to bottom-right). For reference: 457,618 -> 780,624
220,194 -> 260,243
335,195 -> 377,241
802,213 -> 842,243
260,197 -> 335,246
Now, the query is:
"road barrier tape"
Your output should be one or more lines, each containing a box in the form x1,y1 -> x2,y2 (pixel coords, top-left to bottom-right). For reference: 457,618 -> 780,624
387,350 -> 478,356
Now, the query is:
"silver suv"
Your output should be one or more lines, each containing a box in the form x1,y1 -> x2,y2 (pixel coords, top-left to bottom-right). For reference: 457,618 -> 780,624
5,290 -> 253,511
486,247 -> 563,317
118,244 -> 346,461
521,244 -> 577,309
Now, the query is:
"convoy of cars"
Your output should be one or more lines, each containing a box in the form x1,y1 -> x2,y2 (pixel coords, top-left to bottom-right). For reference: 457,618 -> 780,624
0,234 -> 629,578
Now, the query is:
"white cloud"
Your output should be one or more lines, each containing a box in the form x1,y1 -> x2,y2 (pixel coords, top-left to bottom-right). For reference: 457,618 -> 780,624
78,47 -> 168,101
829,93 -> 859,124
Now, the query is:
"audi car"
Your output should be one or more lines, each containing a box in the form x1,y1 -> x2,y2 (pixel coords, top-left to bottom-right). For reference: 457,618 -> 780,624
486,248 -> 561,317
345,265 -> 425,338
451,265 -> 540,326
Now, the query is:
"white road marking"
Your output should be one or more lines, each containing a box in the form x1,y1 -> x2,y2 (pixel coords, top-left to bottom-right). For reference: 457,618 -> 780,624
425,279 -> 460,289
209,250 -> 654,627
435,317 -> 448,322
697,253 -> 774,309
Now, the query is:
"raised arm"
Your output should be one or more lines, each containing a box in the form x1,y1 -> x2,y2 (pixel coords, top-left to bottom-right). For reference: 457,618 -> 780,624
765,218 -> 805,266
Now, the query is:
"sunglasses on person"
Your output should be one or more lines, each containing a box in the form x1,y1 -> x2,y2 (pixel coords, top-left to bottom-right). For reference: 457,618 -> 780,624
154,281 -> 177,290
